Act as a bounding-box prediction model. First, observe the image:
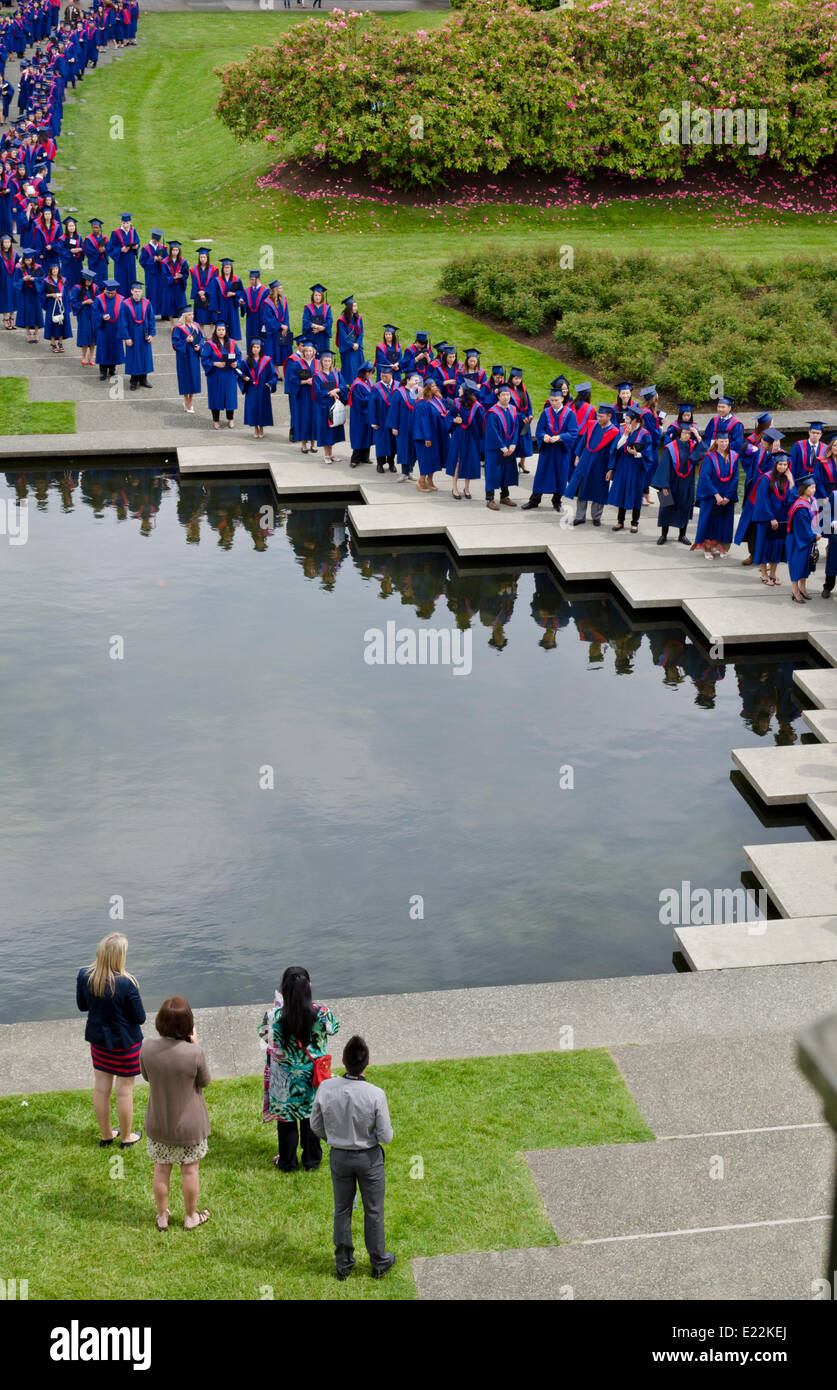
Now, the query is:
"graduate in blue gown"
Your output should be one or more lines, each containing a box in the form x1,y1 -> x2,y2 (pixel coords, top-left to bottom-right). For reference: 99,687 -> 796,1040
734,426 -> 783,560
386,372 -> 420,480
262,280 -> 291,369
189,248 -> 217,330
818,436 -> 837,600
445,380 -> 484,500
663,403 -> 699,448
347,361 -> 374,466
105,212 -> 139,296
607,406 -> 656,532
414,380 -> 453,492
209,258 -> 244,340
14,247 -> 43,338
565,403 -> 619,525
302,283 -> 332,353
703,397 -> 744,457
611,381 -> 636,428
693,430 -> 739,557
740,410 -> 773,478
483,383 -> 520,509
160,241 -> 189,320
336,295 -> 363,385
433,346 -> 460,403
752,454 -> 795,586
171,309 -> 203,413
239,339 -> 278,438
522,381 -> 579,511
238,269 -> 269,344
786,478 -> 819,602
455,349 -> 487,397
374,324 -> 402,380
369,365 -> 397,472
57,216 -> 84,289
285,337 -> 318,451
39,259 -> 71,349
200,321 -> 243,428
139,229 -> 166,315
508,368 -> 534,473
118,280 -> 155,389
83,217 -> 109,284
401,331 -> 432,381
0,235 -> 20,326
651,422 -> 705,545
790,422 -> 827,482
814,435 -> 837,503
91,278 -> 125,379
313,349 -> 347,462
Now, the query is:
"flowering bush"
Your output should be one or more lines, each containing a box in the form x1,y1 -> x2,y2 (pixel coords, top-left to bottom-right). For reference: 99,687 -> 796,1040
440,245 -> 837,405
215,0 -> 837,187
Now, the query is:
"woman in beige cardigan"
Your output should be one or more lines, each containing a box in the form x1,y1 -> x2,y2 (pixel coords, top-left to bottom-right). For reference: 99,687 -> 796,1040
140,997 -> 211,1231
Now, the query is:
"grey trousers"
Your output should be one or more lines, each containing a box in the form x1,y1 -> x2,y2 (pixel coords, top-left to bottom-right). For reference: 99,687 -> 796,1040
575,498 -> 604,521
330,1144 -> 387,1271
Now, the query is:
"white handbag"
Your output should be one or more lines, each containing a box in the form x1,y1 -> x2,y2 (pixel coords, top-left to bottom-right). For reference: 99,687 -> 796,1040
329,398 -> 346,427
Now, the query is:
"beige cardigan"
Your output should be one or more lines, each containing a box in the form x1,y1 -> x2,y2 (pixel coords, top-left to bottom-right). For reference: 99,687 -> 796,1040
140,1037 -> 211,1147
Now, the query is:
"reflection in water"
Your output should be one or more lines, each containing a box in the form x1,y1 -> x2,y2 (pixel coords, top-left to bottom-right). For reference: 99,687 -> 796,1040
0,467 -> 815,1022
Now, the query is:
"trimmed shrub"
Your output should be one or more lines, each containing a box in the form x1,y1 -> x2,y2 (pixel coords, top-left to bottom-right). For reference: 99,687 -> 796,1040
439,245 -> 837,406
215,0 -> 837,188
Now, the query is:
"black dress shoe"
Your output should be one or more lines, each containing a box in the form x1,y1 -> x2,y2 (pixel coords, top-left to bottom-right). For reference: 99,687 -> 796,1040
129,381 -> 137,391
372,1253 -> 397,1279
335,1261 -> 355,1281
388,461 -> 396,473
678,535 -> 690,545
572,517 -> 586,527
521,499 -> 539,511
289,428 -> 296,443
140,380 -> 152,388
377,463 -> 385,473
551,497 -> 563,511
592,518 -> 601,527
656,535 -> 666,546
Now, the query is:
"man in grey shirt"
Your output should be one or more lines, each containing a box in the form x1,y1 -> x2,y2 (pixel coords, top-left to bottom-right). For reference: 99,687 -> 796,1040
310,1034 -> 396,1280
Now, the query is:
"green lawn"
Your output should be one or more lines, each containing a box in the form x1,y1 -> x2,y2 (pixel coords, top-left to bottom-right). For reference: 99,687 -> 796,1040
0,378 -> 76,435
58,12 -> 834,405
0,1050 -> 651,1300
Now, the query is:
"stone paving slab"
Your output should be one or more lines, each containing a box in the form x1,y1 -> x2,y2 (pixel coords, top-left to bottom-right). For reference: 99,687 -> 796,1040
411,1220 -> 830,1300
744,841 -> 837,916
610,1033 -> 824,1133
809,630 -> 837,664
685,597 -> 837,644
613,566 -> 762,608
526,1129 -> 832,1241
179,445 -> 270,474
794,668 -> 837,708
675,918 -> 837,971
6,966 -> 837,1095
803,709 -> 837,741
731,743 -> 837,805
807,792 -> 837,836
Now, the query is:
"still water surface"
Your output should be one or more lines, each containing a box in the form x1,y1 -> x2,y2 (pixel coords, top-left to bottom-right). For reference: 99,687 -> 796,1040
0,465 -> 815,1022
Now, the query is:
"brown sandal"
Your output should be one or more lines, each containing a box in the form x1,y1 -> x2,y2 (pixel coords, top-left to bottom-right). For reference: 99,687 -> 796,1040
184,1209 -> 210,1230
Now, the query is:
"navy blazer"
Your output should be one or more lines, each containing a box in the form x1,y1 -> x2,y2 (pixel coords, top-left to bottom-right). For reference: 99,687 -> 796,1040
76,970 -> 146,1050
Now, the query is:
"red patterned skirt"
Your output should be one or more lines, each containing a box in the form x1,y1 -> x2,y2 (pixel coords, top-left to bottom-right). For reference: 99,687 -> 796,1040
90,1041 -> 142,1076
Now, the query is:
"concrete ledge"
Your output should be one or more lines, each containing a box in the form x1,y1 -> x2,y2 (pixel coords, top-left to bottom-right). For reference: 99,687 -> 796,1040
731,744 -> 837,805
744,841 -> 837,917
675,917 -> 837,969
794,668 -> 837,708
803,709 -> 837,741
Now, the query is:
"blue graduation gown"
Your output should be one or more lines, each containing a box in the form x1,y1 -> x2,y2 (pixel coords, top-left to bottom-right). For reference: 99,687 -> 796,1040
511,386 -> 534,458
564,422 -> 619,504
532,403 -> 578,496
161,255 -> 189,318
386,386 -> 417,470
105,225 -> 139,296
753,474 -> 795,565
651,440 -> 701,529
14,264 -> 43,327
189,264 -> 217,326
374,340 -> 403,380
57,232 -> 84,288
209,273 -> 244,339
118,296 -> 155,375
790,439 -> 825,481
336,313 -> 363,385
608,425 -> 655,511
814,455 -> 837,501
369,379 -> 396,459
734,450 -> 773,543
483,404 -> 520,491
413,396 -> 452,475
171,323 -> 203,395
694,451 -> 739,545
240,355 -> 278,427
91,291 -> 125,365
200,339 -> 242,411
348,377 -> 373,450
139,240 -> 166,314
238,283 -> 269,345
83,232 -> 109,283
262,296 -> 291,366
703,413 -> 744,458
786,497 -> 818,581
301,300 -> 332,352
445,401 -> 484,481
0,249 -> 19,314
313,368 -> 346,446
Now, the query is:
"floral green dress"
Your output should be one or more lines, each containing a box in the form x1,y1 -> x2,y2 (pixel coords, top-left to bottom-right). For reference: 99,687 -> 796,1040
259,994 -> 340,1122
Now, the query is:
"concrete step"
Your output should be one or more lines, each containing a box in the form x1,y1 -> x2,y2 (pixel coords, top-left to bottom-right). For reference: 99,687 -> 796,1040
676,917 -> 837,971
731,743 -> 837,806
744,840 -> 837,916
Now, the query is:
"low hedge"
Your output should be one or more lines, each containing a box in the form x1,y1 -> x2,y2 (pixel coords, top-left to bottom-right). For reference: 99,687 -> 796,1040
215,0 -> 837,187
439,246 -> 837,406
